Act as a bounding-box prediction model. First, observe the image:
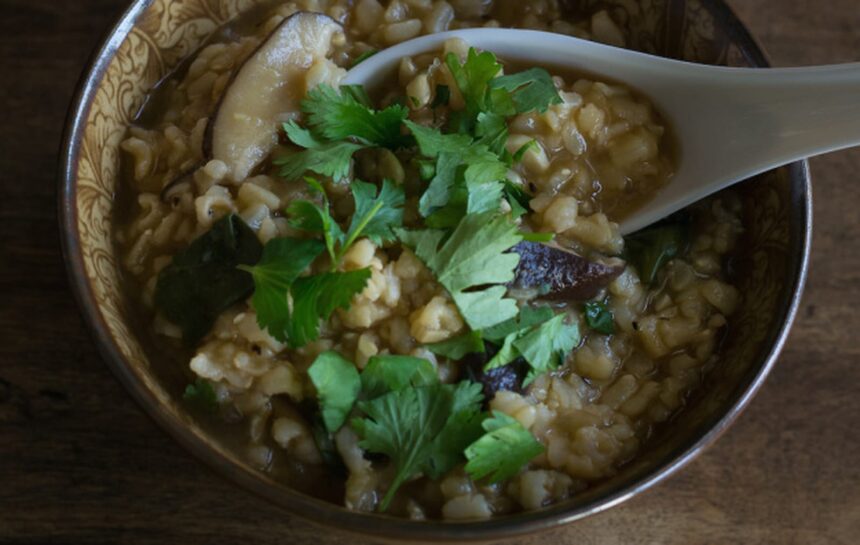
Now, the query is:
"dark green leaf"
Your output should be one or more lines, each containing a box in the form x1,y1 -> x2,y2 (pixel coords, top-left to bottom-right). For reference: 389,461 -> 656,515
584,301 -> 615,334
475,111 -> 508,154
625,223 -> 688,284
418,151 -> 461,217
154,214 -> 262,344
286,199 -> 342,264
340,84 -> 373,107
183,379 -> 218,412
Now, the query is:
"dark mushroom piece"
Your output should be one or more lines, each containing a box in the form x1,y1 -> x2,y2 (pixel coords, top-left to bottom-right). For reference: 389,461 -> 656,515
509,241 -> 625,301
462,342 -> 530,402
204,12 -> 342,182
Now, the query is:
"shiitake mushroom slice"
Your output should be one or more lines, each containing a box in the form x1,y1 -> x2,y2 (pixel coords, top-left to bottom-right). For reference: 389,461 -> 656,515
204,12 -> 342,182
510,241 -> 624,301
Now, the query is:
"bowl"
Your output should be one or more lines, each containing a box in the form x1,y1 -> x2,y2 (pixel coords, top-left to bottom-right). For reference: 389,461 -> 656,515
59,0 -> 811,541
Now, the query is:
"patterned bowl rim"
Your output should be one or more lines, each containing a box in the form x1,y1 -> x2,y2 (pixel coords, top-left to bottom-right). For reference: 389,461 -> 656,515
58,0 -> 812,541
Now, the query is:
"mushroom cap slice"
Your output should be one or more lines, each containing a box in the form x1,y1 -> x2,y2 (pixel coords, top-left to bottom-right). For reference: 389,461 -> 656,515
205,12 -> 341,182
509,241 -> 625,301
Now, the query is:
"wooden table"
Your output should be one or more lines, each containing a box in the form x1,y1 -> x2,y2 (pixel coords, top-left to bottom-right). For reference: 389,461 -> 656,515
1,1 -> 858,543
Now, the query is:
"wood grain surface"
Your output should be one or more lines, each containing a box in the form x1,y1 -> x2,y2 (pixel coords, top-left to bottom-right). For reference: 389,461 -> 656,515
1,1 -> 858,543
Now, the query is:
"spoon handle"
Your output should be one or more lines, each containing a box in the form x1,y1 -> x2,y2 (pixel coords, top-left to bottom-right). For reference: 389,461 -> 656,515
623,61 -> 860,233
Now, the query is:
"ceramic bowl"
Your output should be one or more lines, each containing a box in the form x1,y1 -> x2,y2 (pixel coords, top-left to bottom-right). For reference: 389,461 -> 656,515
59,0 -> 810,541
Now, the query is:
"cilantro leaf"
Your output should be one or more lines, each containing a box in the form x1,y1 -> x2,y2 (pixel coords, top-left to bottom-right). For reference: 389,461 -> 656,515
464,411 -> 544,483
503,180 -> 531,219
513,314 -> 581,385
406,121 -> 475,157
485,332 -> 521,370
424,409 -> 485,480
343,179 -> 405,249
286,269 -> 372,347
420,151 -> 461,218
483,306 -> 555,343
352,384 -> 455,511
285,192 -> 342,265
483,309 -> 580,379
424,177 -> 506,230
360,355 -> 438,399
397,212 -> 522,330
183,379 -> 218,412
489,67 -> 562,114
276,139 -> 365,182
308,351 -> 361,432
288,178 -> 404,268
475,111 -> 508,154
302,84 -> 409,148
584,301 -> 615,334
154,214 -> 262,344
283,120 -> 324,149
466,179 -> 505,215
423,381 -> 485,479
443,48 -> 560,135
404,121 -> 507,218
276,83 -> 410,182
239,237 -> 325,342
426,330 -> 485,360
445,49 -> 503,130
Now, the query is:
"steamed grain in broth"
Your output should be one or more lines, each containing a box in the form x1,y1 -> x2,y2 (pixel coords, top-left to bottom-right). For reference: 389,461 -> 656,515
117,0 -> 742,520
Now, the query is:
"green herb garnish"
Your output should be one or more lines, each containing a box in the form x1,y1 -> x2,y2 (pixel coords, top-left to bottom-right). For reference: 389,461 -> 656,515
351,380 -> 484,511
276,84 -> 409,181
464,411 -> 545,483
360,355 -> 438,399
288,177 -> 404,268
183,379 -> 218,412
484,309 -> 580,384
584,300 -> 615,334
625,222 -> 688,285
307,351 -> 362,432
239,238 -> 324,343
397,212 -> 522,330
426,330 -> 485,360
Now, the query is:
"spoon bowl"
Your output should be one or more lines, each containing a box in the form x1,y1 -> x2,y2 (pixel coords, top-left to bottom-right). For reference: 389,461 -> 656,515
345,29 -> 860,233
